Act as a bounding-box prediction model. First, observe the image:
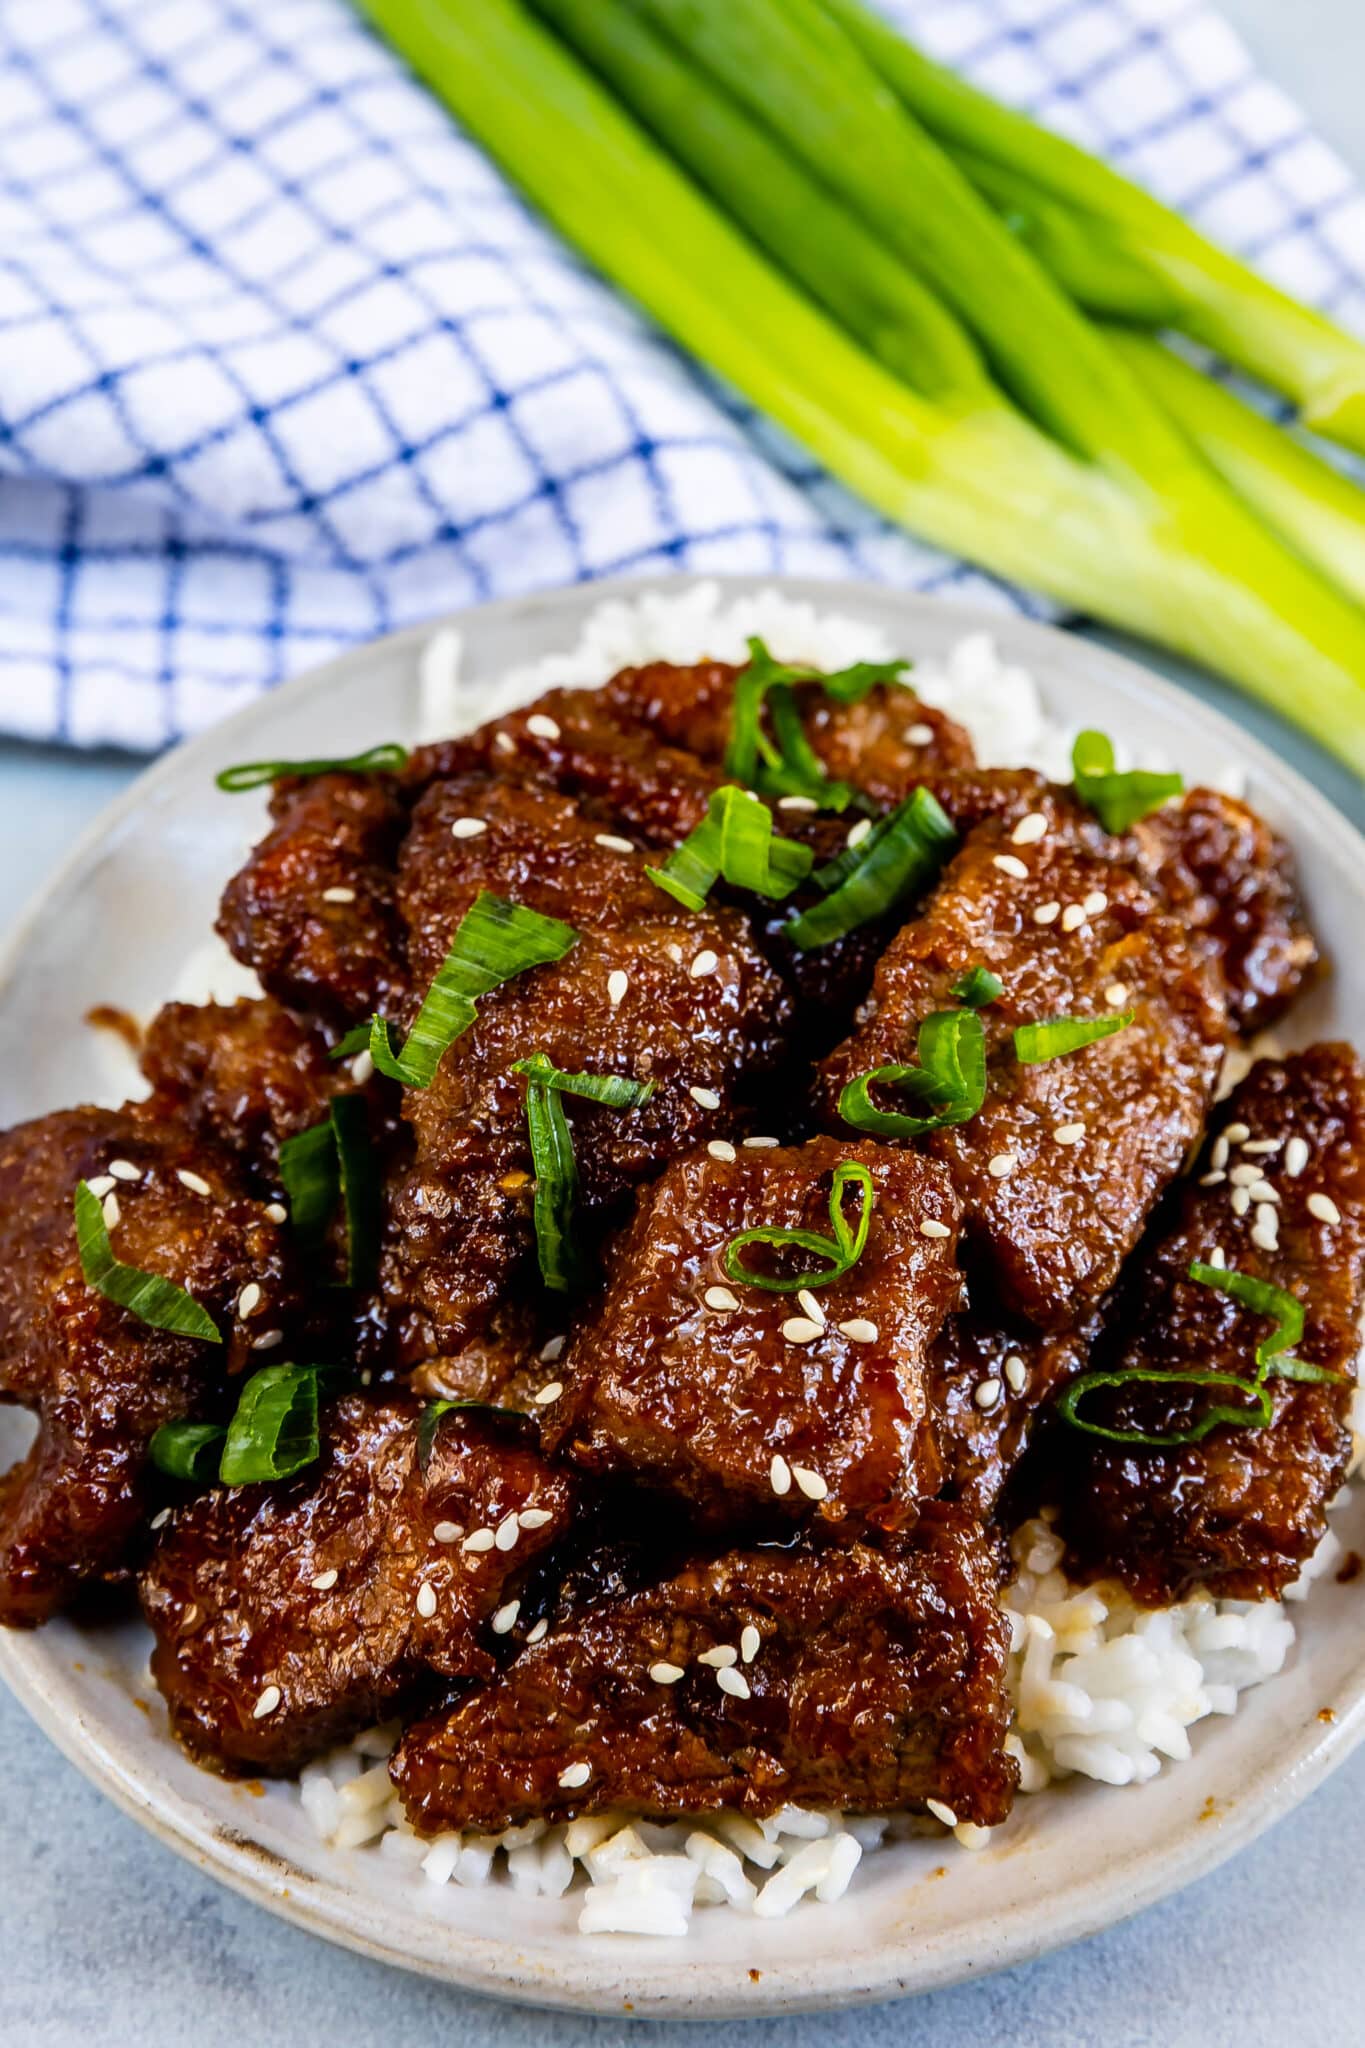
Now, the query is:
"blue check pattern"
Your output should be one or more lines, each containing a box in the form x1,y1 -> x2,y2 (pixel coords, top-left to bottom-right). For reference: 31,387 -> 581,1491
0,0 -> 1361,748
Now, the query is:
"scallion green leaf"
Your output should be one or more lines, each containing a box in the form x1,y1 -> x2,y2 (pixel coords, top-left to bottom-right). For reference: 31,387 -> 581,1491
515,1052 -> 656,1292
149,1421 -> 227,1483
74,1180 -> 221,1344
416,1397 -> 509,1470
1055,1366 -> 1274,1446
646,786 -> 814,912
724,1159 -> 875,1292
1014,1010 -> 1135,1063
838,1007 -> 986,1140
1071,730 -> 1183,834
215,743 -> 408,792
723,638 -> 864,809
218,1364 -> 321,1486
1188,1261 -> 1307,1380
950,965 -> 1003,1008
786,787 -> 957,949
278,1119 -> 340,1245
510,1057 -> 656,1110
329,1095 -> 380,1290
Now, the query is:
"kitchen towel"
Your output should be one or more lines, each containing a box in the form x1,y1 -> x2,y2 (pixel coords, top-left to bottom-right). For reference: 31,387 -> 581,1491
0,0 -> 1361,749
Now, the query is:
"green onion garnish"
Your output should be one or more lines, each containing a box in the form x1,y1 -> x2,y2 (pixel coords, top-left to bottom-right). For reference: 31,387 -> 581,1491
950,965 -> 1003,1008
218,1364 -> 321,1486
278,1120 -> 339,1245
646,786 -> 814,913
1187,1262 -> 1310,1380
839,1007 -> 986,1140
724,637 -> 904,808
1013,1009 -> 1135,1064
514,1053 -> 655,1292
148,1421 -> 226,1484
1071,730 -> 1183,834
415,1396 -> 509,1470
278,1099 -> 379,1286
364,893 -> 578,1088
74,1180 -> 221,1344
723,1159 -> 874,1292
784,787 -> 956,950
215,743 -> 409,793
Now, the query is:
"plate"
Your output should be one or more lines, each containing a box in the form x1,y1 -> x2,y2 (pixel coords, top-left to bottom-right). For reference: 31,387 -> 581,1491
0,577 -> 1362,2017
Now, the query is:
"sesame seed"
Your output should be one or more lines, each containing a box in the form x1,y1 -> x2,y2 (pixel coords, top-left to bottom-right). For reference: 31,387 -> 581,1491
973,1378 -> 1003,1412
526,713 -> 561,741
690,949 -> 719,979
606,969 -> 629,1007
237,1282 -> 262,1318
782,1316 -> 822,1343
1200,1171 -> 1227,1187
1229,1164 -> 1261,1186
177,1169 -> 212,1197
351,1049 -> 375,1084
526,1620 -> 549,1645
311,1569 -> 338,1591
1104,983 -> 1129,1009
838,1318 -> 878,1343
149,1507 -> 172,1531
707,1140 -> 737,1162
698,1645 -> 738,1669
493,731 -> 516,755
704,1285 -> 740,1313
987,1153 -> 1018,1179
534,1381 -> 564,1406
926,1799 -> 958,1829
102,1192 -> 120,1228
796,1288 -> 826,1327
1247,1180 -> 1279,1204
463,1528 -> 496,1553
1004,1354 -> 1027,1393
777,794 -> 819,812
993,854 -> 1029,880
743,1135 -> 779,1149
792,1465 -> 828,1501
322,885 -> 356,904
539,1335 -> 566,1363
717,1667 -> 751,1700
1308,1192 -> 1342,1225
1082,891 -> 1108,917
491,1599 -> 521,1635
905,723 -> 935,746
433,1522 -> 462,1544
650,1661 -> 685,1685
689,1085 -> 721,1109
1252,1206 -> 1279,1251
919,1218 -> 951,1239
558,1762 -> 591,1790
495,1513 -> 521,1551
594,833 -> 635,853
1231,1188 -> 1251,1216
265,1202 -> 287,1225
1241,1138 -> 1281,1155
1224,1122 -> 1251,1144
450,816 -> 487,840
740,1625 -> 761,1664
86,1174 -> 115,1198
1012,812 -> 1048,846
415,1582 -> 438,1619
1211,1137 -> 1230,1171
846,818 -> 873,849
1285,1137 -> 1310,1178
108,1160 -> 142,1183
252,1685 -> 281,1720
251,1329 -> 284,1351
1052,1123 -> 1086,1146
666,943 -> 684,963
518,1508 -> 554,1530
1033,902 -> 1061,926
1060,904 -> 1087,932
769,1454 -> 792,1497
1207,1246 -> 1227,1269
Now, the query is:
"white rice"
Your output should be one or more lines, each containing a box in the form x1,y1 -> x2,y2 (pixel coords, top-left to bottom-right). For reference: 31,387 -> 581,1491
282,583 -> 1351,1937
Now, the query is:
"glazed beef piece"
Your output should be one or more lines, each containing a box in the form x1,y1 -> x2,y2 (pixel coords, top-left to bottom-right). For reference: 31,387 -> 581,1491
385,774 -> 792,1363
0,1108 -> 300,1627
391,1504 -> 1017,1834
1133,789 -> 1318,1036
141,1399 -> 576,1773
818,790 -> 1229,1330
218,770 -> 408,1023
929,1310 -> 1091,1522
547,1137 -> 960,1534
1061,1045 -> 1365,1604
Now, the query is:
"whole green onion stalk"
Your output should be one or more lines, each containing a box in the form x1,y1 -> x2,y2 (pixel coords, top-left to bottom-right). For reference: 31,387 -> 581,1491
352,0 -> 1365,771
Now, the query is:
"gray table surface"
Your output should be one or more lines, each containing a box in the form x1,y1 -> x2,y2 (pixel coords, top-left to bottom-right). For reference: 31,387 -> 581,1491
2,3 -> 1363,2042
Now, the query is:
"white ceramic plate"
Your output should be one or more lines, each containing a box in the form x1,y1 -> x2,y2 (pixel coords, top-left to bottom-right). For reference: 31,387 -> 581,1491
0,578 -> 1362,2018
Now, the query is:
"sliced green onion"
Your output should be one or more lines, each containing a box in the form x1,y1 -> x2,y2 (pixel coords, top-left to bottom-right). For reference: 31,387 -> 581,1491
278,1120 -> 340,1245
785,787 -> 956,950
520,1064 -> 583,1294
646,786 -> 813,912
510,1056 -> 656,1110
415,1397 -> 509,1469
839,1007 -> 986,1140
724,1159 -> 875,1292
215,743 -> 409,793
1014,1010 -> 1135,1064
1188,1261 -> 1307,1380
818,657 -> 913,704
1072,730 -> 1183,835
218,1365 -> 321,1486
950,965 -> 1003,1008
723,638 -> 856,809
1055,1366 -> 1273,1446
74,1180 -> 221,1344
367,893 -> 578,1088
329,1095 -> 380,1290
330,1023 -> 372,1061
149,1421 -> 227,1483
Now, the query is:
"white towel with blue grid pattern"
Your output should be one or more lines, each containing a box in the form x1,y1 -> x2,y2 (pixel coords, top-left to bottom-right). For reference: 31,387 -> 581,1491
0,0 -> 1361,749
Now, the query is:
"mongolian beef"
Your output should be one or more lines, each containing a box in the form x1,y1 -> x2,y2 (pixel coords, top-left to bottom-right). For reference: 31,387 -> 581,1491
1,631 -> 1360,1881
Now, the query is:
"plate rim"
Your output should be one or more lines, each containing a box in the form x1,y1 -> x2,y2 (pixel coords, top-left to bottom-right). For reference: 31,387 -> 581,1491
1,572 -> 1363,2017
